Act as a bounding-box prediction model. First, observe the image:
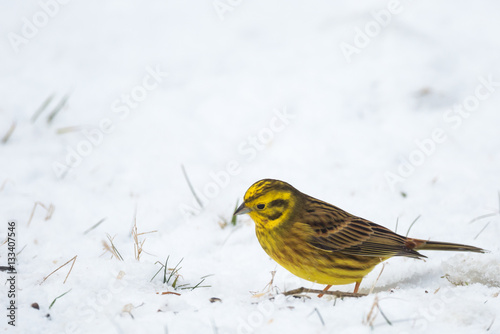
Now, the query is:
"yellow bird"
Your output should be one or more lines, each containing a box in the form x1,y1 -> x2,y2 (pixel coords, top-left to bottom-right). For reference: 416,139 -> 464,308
234,179 -> 485,296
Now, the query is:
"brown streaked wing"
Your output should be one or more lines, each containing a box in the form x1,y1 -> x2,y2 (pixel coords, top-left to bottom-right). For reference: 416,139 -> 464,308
299,196 -> 425,259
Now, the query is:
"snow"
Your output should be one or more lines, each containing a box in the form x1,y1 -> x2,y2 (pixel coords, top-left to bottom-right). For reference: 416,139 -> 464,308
1,0 -> 500,333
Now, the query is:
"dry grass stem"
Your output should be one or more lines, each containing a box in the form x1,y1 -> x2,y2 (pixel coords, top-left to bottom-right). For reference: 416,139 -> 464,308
47,94 -> 69,124
103,234 -> 124,261
27,201 -> 55,226
369,262 -> 386,294
2,122 -> 16,144
131,212 -> 157,261
474,221 -> 491,240
364,295 -> 379,326
181,164 -> 203,210
32,94 -> 55,123
0,179 -> 14,191
405,215 -> 421,237
56,126 -> 84,134
83,217 -> 107,235
41,255 -> 77,284
251,270 -> 277,298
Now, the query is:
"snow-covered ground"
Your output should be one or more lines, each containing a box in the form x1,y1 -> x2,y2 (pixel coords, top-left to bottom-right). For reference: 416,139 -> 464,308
1,1 -> 500,333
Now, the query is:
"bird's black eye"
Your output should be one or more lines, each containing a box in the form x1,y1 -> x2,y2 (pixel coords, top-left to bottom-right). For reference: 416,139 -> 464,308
256,203 -> 265,210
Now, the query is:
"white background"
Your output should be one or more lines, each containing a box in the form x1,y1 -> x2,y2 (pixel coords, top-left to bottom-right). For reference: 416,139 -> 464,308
1,1 -> 499,333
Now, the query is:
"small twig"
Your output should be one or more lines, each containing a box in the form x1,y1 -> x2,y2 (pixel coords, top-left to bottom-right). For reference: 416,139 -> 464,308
283,287 -> 367,298
2,121 -> 16,144
394,217 -> 399,234
40,255 -> 77,284
32,94 -> 55,123
405,215 -> 421,237
47,94 -> 70,124
181,164 -> 203,209
49,289 -> 72,309
83,217 -> 107,235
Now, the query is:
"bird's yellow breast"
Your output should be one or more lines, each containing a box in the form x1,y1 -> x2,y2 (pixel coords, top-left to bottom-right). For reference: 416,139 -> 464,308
255,223 -> 382,285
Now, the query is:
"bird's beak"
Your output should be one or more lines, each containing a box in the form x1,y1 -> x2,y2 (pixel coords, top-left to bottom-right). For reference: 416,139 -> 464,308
234,202 -> 251,215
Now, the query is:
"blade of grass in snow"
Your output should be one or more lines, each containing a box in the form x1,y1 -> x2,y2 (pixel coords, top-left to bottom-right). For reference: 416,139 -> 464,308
27,201 -> 54,226
150,258 -> 168,282
405,215 -> 421,237
474,221 -> 491,240
1,122 -> 16,144
308,308 -> 325,326
83,217 -> 107,235
231,199 -> 240,225
41,255 -> 77,284
166,258 -> 183,285
181,164 -> 203,210
49,289 -> 72,309
47,94 -> 70,124
31,94 -> 55,123
56,126 -> 84,134
105,234 -> 124,261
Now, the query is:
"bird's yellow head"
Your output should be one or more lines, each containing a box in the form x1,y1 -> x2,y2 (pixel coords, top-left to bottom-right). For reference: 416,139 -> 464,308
234,179 -> 300,230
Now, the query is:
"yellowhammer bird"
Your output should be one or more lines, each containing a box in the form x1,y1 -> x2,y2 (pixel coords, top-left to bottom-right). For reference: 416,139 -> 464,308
234,179 -> 485,296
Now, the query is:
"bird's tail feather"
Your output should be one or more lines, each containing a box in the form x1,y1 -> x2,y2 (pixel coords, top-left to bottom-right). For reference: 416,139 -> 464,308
406,238 -> 486,253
